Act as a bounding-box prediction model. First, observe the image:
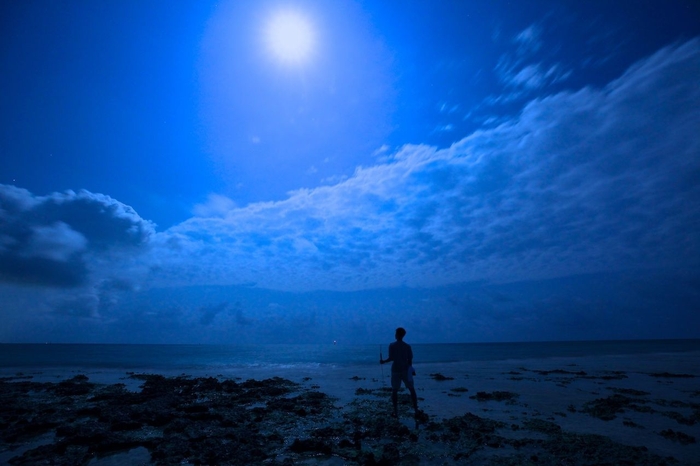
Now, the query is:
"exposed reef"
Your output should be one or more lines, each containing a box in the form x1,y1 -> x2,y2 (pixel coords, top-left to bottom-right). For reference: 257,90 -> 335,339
0,373 -> 687,465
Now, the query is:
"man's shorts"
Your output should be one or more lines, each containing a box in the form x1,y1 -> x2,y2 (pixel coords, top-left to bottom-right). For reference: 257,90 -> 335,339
391,367 -> 415,390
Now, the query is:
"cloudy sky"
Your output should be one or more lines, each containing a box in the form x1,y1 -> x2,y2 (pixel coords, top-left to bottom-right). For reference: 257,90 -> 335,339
1,0 -> 699,344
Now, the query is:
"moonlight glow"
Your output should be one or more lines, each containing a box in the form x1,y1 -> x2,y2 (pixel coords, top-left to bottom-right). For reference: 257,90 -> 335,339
266,11 -> 314,63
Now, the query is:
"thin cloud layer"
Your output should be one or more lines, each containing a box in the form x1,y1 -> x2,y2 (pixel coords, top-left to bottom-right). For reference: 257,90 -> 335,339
20,269 -> 696,344
153,39 -> 700,292
0,186 -> 155,287
496,23 -> 570,92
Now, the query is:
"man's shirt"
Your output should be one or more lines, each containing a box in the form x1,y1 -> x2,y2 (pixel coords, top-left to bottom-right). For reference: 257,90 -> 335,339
388,340 -> 413,374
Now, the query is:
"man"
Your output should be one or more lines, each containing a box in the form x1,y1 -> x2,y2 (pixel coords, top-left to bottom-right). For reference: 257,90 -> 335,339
380,327 -> 418,418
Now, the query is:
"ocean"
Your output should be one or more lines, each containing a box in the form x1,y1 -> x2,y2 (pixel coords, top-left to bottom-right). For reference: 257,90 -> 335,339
2,339 -> 699,374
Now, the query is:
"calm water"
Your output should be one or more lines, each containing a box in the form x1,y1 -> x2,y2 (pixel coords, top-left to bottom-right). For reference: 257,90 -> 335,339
1,340 -> 699,372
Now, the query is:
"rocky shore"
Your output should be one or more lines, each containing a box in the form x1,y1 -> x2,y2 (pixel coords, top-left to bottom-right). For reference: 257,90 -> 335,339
1,371 -> 693,465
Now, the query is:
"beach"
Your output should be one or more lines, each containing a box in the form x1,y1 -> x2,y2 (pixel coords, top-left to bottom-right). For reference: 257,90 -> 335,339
1,349 -> 698,465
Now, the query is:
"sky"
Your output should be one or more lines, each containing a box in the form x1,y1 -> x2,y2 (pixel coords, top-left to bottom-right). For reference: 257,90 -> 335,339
1,0 -> 699,344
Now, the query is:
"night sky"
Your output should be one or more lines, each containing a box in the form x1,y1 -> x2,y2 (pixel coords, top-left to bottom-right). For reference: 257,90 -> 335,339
1,0 -> 699,344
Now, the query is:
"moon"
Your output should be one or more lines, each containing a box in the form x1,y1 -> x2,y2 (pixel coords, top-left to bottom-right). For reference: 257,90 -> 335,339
266,11 -> 314,64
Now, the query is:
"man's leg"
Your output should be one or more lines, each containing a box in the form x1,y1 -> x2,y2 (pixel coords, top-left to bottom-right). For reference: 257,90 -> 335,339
408,386 -> 418,409
406,382 -> 418,412
390,372 -> 400,417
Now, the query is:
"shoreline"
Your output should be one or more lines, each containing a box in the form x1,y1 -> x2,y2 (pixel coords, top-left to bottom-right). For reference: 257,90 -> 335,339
1,352 -> 698,464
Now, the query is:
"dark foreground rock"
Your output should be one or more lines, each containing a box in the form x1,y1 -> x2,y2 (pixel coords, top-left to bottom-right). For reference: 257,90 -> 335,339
469,391 -> 520,403
0,375 -> 682,465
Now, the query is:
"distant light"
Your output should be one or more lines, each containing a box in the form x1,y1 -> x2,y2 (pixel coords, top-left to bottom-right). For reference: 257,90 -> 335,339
266,11 -> 314,64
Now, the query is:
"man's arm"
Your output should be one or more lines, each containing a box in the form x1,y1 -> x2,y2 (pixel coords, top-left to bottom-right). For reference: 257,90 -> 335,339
380,344 -> 395,364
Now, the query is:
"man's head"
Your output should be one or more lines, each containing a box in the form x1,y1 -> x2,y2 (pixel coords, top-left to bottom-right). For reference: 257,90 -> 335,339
395,327 -> 406,341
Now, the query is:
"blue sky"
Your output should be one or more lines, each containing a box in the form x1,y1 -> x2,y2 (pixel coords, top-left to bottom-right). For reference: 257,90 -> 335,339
1,0 -> 699,343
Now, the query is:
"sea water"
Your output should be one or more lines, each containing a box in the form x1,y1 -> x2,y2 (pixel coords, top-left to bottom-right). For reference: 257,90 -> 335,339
1,339 -> 699,374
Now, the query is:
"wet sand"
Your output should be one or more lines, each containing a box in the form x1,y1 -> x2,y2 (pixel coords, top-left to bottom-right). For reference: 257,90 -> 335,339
1,351 -> 698,465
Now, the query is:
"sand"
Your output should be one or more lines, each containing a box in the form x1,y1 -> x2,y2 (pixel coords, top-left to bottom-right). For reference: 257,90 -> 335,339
1,351 -> 698,465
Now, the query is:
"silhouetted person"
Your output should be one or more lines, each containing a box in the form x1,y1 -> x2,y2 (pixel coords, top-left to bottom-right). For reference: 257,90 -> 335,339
380,327 -> 418,418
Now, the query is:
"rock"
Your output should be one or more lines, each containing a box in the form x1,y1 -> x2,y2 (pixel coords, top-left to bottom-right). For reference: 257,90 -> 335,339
289,438 -> 332,454
429,373 -> 454,381
649,372 -> 696,378
582,394 -> 653,421
469,391 -> 519,402
524,419 -> 562,435
659,429 -> 696,444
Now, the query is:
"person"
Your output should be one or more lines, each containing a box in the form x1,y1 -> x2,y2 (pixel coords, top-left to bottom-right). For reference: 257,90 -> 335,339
380,327 -> 418,418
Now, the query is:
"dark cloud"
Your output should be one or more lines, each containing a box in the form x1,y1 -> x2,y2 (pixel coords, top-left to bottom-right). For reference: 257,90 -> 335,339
100,278 -> 137,292
16,268 -> 697,343
0,185 -> 154,287
52,295 -> 99,319
199,302 -> 228,326
234,308 -> 253,326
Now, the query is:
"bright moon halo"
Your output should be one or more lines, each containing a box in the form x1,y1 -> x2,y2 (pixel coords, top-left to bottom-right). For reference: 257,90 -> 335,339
266,11 -> 314,64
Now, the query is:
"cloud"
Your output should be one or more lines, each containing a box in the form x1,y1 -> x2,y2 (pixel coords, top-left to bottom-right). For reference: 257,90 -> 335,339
100,277 -> 137,292
0,186 -> 155,287
433,124 -> 454,133
496,61 -> 571,90
24,222 -> 87,262
199,302 -> 228,325
503,63 -> 570,89
514,24 -> 542,55
193,194 -> 237,218
150,39 -> 700,292
373,144 -> 390,156
4,40 -> 699,344
234,308 -> 253,326
493,23 -> 571,94
16,267 -> 696,343
439,103 -> 460,114
508,64 -> 545,88
53,294 -> 100,318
